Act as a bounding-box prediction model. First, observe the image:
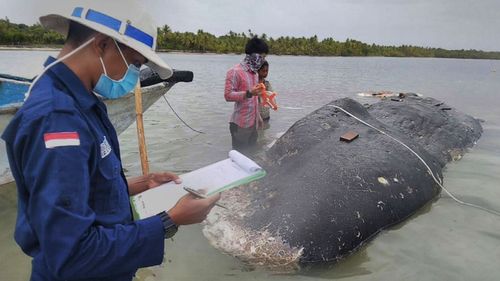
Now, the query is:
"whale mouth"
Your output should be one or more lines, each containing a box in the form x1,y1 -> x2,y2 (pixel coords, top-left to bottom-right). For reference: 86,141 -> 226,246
203,187 -> 304,272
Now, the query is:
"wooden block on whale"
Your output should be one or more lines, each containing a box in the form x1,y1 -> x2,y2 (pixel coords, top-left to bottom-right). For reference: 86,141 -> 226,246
340,131 -> 359,142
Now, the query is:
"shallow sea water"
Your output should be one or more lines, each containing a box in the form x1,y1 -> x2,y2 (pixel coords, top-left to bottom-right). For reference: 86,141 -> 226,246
0,51 -> 499,280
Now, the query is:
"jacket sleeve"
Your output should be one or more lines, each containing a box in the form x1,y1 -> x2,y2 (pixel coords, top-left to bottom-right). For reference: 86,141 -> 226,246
224,68 -> 246,102
16,110 -> 165,280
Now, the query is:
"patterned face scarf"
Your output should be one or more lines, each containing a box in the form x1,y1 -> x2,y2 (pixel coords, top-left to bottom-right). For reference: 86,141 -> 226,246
243,53 -> 265,73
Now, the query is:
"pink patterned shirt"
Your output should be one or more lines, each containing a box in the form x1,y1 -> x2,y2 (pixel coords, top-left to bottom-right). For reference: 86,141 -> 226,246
224,63 -> 261,128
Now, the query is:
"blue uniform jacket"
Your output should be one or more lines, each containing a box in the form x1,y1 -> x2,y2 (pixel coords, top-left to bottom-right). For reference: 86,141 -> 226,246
1,57 -> 166,281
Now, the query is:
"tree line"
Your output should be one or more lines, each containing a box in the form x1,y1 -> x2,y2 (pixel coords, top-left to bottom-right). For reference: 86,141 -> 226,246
1,18 -> 499,60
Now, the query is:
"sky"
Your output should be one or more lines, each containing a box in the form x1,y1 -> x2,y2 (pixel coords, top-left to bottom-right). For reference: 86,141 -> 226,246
1,0 -> 499,52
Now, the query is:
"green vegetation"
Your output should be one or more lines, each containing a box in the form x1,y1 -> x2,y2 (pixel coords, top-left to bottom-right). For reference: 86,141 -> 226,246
0,18 -> 65,46
1,19 -> 499,60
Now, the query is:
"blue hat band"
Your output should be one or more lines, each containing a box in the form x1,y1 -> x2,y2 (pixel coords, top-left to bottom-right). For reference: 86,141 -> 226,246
71,7 -> 154,48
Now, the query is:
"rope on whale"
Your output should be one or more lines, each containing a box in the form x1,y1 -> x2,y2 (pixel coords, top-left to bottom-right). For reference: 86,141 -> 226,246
329,104 -> 500,217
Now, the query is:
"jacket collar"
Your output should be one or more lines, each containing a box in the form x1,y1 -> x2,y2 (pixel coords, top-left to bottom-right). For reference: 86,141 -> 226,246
44,56 -> 100,110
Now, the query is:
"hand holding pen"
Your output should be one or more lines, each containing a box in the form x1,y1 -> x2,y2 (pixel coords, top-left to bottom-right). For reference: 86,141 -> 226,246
183,187 -> 228,209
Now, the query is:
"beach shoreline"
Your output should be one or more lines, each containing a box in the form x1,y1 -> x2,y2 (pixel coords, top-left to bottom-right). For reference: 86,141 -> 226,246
0,46 -> 61,52
0,45 -> 237,56
1,46 -> 499,61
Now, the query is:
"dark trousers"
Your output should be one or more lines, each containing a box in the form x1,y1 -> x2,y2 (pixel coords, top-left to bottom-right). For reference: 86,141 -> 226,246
229,122 -> 258,152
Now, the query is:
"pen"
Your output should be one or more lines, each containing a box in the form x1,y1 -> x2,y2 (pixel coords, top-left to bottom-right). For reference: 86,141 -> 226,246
183,187 -> 228,209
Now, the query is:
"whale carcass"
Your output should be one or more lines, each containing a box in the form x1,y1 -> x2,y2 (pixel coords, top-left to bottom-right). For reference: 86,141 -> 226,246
203,95 -> 482,271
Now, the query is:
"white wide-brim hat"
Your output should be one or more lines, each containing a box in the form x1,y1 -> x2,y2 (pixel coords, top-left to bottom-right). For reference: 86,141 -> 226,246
40,0 -> 172,79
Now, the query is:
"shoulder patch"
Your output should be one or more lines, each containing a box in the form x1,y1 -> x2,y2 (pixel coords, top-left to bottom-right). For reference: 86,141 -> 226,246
100,136 -> 112,158
44,132 -> 80,149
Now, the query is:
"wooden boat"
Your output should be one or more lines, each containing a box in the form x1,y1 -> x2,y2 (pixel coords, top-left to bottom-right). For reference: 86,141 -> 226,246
0,69 -> 193,185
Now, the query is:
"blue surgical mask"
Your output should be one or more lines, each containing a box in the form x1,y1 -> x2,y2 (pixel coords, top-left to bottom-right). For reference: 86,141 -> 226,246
93,40 -> 140,99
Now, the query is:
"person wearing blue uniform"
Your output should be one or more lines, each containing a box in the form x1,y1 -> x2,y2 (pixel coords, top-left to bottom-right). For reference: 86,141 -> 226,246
1,2 -> 220,280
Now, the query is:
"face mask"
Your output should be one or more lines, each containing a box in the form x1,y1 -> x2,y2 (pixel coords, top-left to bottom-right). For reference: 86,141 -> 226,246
93,40 -> 140,99
244,53 -> 265,73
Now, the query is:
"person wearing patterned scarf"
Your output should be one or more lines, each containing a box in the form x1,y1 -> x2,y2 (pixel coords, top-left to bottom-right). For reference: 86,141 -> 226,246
244,53 -> 266,73
224,36 -> 269,153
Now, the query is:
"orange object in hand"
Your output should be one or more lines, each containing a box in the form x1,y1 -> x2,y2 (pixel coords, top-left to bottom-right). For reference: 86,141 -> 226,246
259,83 -> 278,111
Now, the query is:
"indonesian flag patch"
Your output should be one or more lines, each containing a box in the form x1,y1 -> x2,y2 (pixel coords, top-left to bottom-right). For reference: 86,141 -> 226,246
44,132 -> 80,149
